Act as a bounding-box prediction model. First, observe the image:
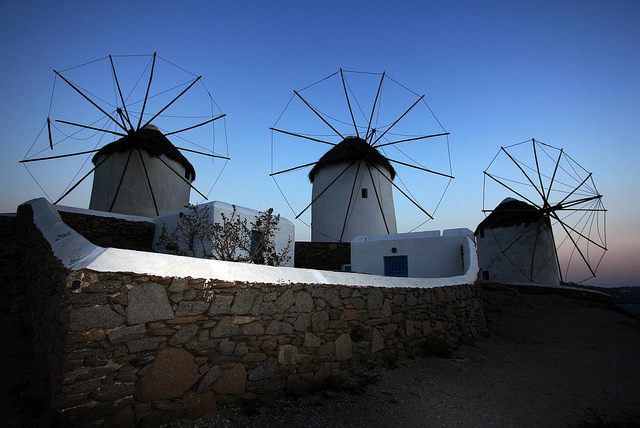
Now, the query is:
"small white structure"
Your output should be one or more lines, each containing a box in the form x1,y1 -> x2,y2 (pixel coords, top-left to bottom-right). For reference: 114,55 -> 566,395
475,198 -> 560,286
89,126 -> 194,218
350,228 -> 476,278
153,201 -> 295,267
310,136 -> 397,242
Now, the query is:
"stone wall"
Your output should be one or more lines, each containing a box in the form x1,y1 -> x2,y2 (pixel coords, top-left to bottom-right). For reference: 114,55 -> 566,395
59,211 -> 155,252
15,205 -> 70,411
295,242 -> 351,271
16,200 -> 485,426
56,270 -> 484,425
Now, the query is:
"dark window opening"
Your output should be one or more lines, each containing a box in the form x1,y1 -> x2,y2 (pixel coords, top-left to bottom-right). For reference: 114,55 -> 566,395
362,188 -> 368,198
481,270 -> 490,281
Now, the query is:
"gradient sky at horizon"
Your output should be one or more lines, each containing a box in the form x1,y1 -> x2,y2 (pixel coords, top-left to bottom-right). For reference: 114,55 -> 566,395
1,1 -> 638,287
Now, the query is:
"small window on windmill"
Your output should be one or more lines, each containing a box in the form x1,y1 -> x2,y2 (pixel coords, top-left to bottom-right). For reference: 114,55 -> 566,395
362,188 -> 368,198
481,270 -> 490,281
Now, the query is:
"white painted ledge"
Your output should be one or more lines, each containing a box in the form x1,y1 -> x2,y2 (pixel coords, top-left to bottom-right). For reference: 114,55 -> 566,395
24,198 -> 479,289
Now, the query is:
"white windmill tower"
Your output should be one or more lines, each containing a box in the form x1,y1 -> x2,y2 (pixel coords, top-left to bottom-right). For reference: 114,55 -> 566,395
89,124 -> 197,217
270,69 -> 454,243
21,53 -> 229,217
308,136 -> 397,242
478,139 -> 608,285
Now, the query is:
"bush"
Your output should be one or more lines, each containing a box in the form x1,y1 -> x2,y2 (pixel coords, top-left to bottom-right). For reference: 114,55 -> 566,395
157,204 -> 291,266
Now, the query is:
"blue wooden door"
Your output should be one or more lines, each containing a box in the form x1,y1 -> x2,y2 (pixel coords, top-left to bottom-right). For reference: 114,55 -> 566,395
384,256 -> 408,277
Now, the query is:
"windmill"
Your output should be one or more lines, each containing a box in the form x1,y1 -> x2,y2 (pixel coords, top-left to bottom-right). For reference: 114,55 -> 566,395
476,138 -> 607,285
21,53 -> 229,217
270,69 -> 454,242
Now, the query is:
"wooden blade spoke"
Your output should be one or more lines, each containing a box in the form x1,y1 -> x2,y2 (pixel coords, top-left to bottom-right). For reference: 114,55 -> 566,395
387,157 -> 454,179
366,72 -> 385,144
164,114 -> 226,136
484,171 -> 542,210
141,75 -> 202,130
53,70 -> 128,132
371,95 -> 424,146
340,68 -> 359,138
137,52 -> 157,130
294,90 -> 344,140
175,147 -> 230,160
20,149 -> 102,163
269,161 -> 319,177
270,128 -> 336,146
374,132 -> 450,149
55,120 -> 127,137
370,163 -> 433,220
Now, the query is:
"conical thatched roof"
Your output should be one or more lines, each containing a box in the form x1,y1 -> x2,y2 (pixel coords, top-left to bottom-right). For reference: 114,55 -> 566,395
475,198 -> 550,235
93,126 -> 195,181
308,136 -> 396,183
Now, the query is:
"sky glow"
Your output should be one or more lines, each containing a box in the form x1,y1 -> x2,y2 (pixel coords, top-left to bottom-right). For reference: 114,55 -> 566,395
1,0 -> 638,287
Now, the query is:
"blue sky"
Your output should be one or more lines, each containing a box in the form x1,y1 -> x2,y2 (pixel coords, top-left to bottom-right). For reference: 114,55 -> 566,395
1,0 -> 638,287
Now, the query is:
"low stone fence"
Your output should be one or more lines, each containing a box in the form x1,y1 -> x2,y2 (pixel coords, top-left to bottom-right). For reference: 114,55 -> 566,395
16,199 -> 485,426
58,208 -> 155,252
294,241 -> 351,270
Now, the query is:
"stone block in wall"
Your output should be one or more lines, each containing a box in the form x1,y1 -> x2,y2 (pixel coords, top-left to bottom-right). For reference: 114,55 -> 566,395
213,363 -> 247,395
335,333 -> 353,361
69,306 -> 125,331
135,348 -> 201,402
248,356 -> 277,381
126,282 -> 174,325
278,345 -> 298,365
208,295 -> 234,315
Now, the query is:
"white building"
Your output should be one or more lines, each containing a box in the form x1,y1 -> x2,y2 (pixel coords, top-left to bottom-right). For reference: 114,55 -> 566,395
89,126 -> 194,218
309,136 -> 397,242
350,228 -> 476,278
475,198 -> 560,286
153,201 -> 295,267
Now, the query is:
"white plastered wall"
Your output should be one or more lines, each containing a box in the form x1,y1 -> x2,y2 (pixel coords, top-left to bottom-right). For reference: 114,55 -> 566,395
350,229 -> 476,278
24,198 -> 478,289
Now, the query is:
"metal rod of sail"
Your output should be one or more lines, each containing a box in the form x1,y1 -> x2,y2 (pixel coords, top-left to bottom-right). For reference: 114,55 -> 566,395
295,160 -> 358,219
269,128 -> 336,146
483,171 -> 542,210
371,95 -> 424,147
374,132 -> 450,149
109,55 -> 134,130
55,120 -> 127,137
294,90 -> 344,140
109,150 -> 134,212
137,52 -> 157,130
53,70 -> 128,133
164,114 -> 226,136
367,163 -> 390,234
366,72 -> 385,144
137,149 -> 160,216
156,155 -> 208,200
555,195 -> 603,211
387,157 -> 455,179
20,148 -> 103,163
339,160 -> 363,242
340,68 -> 359,138
141,75 -> 202,130
371,163 -> 434,220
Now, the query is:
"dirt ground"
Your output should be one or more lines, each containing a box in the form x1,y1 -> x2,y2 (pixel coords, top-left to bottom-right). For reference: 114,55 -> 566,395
167,286 -> 640,428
